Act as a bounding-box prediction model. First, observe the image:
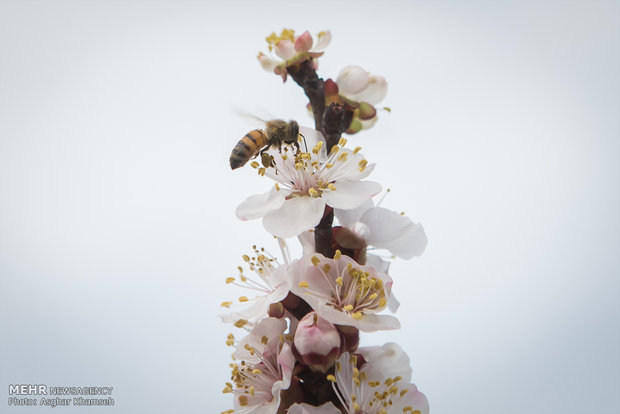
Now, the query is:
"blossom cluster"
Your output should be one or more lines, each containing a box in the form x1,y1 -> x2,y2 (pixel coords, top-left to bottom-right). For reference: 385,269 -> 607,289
220,29 -> 429,414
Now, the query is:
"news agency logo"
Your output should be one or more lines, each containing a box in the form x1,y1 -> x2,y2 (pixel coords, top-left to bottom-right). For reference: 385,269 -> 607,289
8,384 -> 115,407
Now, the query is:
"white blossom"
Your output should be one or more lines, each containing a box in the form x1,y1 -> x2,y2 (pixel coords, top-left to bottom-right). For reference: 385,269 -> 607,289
290,251 -> 399,332
223,318 -> 296,414
329,343 -> 429,414
258,29 -> 331,81
236,129 -> 381,239
219,246 -> 291,327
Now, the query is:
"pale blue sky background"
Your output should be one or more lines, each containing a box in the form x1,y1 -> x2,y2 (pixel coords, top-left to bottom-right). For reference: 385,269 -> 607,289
1,1 -> 619,413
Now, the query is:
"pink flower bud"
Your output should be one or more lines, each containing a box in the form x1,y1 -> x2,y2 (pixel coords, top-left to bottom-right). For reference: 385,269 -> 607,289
294,312 -> 341,372
294,30 -> 313,53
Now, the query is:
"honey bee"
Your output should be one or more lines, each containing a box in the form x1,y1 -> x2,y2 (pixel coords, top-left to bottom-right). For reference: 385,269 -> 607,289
229,119 -> 301,170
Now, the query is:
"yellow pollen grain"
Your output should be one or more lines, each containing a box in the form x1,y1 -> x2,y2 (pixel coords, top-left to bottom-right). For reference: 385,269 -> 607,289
298,281 -> 309,288
352,312 -> 363,320
369,293 -> 378,300
242,255 -> 250,262
225,277 -> 235,284
261,335 -> 268,345
338,152 -> 348,162
252,368 -> 262,375
379,298 -> 387,307
359,159 -> 368,168
220,301 -> 233,308
325,162 -> 334,168
312,142 -> 323,154
330,146 -> 340,155
238,296 -> 248,302
311,256 -> 321,266
250,161 -> 259,168
258,167 -> 266,176
249,386 -> 255,396
336,277 -> 343,286
326,374 -> 336,382
322,264 -> 331,273
308,188 -> 319,197
295,162 -> 304,170
327,183 -> 336,191
400,390 -> 409,397
334,249 -> 342,259
343,304 -> 354,311
234,319 -> 248,328
275,183 -> 280,191
353,146 -> 362,154
238,395 -> 249,406
221,410 -> 234,414
338,137 -> 347,146
300,153 -> 311,160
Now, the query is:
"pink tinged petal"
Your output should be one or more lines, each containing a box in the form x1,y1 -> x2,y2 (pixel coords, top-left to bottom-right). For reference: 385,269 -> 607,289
310,30 -> 331,52
288,402 -> 340,414
387,290 -> 400,313
322,180 -> 382,210
336,65 -> 370,98
362,207 -> 428,259
359,342 -> 412,382
351,75 -> 388,105
277,343 -> 296,389
263,197 -> 325,238
275,39 -> 296,60
257,52 -> 277,72
335,199 -> 374,228
393,384 -> 430,414
299,126 -> 326,149
294,30 -> 313,52
365,253 -> 390,274
297,230 -> 316,255
235,187 -> 289,221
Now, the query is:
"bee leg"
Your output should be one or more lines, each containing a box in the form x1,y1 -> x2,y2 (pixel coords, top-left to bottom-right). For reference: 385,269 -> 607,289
299,134 -> 308,153
260,150 -> 274,169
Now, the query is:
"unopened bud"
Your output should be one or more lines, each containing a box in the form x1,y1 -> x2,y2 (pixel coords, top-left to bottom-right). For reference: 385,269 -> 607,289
294,312 -> 341,372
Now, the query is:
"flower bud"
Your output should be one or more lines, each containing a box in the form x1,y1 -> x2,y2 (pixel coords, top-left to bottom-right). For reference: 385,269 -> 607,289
294,312 -> 341,372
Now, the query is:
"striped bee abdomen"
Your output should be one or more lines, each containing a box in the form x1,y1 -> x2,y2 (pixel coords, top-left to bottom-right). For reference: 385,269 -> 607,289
229,130 -> 268,170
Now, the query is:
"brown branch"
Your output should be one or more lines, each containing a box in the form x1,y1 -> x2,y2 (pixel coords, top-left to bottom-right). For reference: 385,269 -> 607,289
288,60 -> 353,260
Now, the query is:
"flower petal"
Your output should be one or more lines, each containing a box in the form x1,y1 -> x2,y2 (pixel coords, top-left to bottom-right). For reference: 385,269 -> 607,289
263,197 -> 325,238
362,207 -> 428,259
335,199 -> 374,228
310,30 -> 331,52
288,402 -> 340,414
275,39 -> 296,60
359,342 -> 412,382
297,230 -> 316,255
235,187 -> 288,221
336,65 -> 370,98
294,30 -> 313,52
350,75 -> 388,105
322,180 -> 382,210
257,52 -> 277,72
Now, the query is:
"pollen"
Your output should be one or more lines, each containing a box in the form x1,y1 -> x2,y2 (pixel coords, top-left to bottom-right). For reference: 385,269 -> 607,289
343,305 -> 354,311
334,250 -> 342,259
338,137 -> 347,146
312,141 -> 323,154
326,374 -> 337,382
250,161 -> 259,168
251,368 -> 262,375
238,395 -> 249,406
352,312 -> 363,320
359,159 -> 368,169
311,256 -> 321,266
353,146 -> 362,154
322,264 -> 331,273
325,162 -> 334,168
225,277 -> 235,284
275,183 -> 280,191
221,301 -> 233,308
234,319 -> 248,328
330,146 -> 340,155
298,281 -> 309,288
238,296 -> 249,302
338,152 -> 348,162
336,277 -> 343,286
308,188 -> 319,197
327,183 -> 336,191
258,167 -> 266,176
